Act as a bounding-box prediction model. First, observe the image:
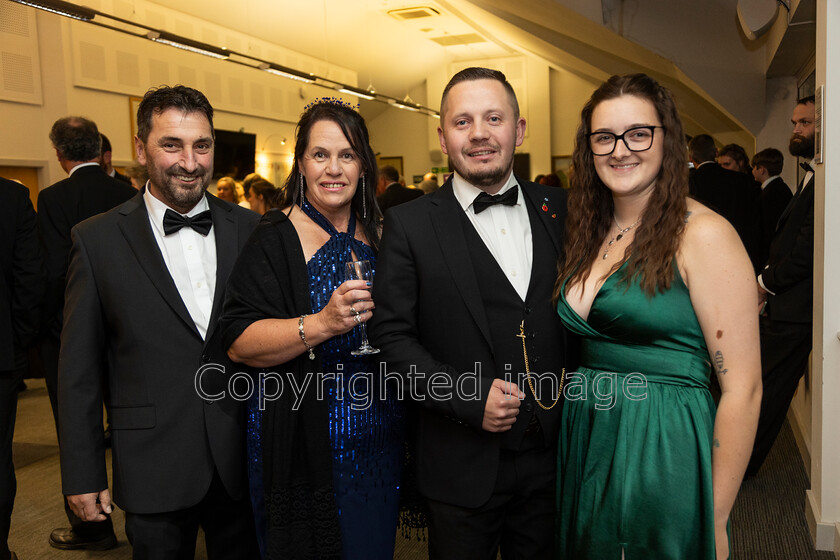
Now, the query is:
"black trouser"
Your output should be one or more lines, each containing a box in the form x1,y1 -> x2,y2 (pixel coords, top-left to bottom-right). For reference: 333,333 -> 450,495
0,366 -> 24,560
425,430 -> 557,560
40,335 -> 115,538
124,471 -> 259,560
747,316 -> 812,476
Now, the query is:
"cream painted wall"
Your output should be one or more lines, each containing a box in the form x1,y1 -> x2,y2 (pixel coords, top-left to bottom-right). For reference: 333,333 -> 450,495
549,67 -> 601,161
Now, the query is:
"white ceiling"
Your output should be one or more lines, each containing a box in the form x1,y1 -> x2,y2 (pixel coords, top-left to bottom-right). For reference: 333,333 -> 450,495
144,0 -> 815,136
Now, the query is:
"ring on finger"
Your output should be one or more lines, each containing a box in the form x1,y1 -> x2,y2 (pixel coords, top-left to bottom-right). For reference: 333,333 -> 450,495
350,306 -> 359,316
353,314 -> 362,325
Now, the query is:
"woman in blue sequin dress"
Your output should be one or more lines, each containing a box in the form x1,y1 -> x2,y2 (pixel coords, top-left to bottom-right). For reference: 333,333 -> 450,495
219,100 -> 404,560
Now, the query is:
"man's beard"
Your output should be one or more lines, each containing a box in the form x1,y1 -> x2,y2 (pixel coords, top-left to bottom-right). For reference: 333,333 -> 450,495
789,133 -> 815,159
448,143 -> 514,190
150,164 -> 210,211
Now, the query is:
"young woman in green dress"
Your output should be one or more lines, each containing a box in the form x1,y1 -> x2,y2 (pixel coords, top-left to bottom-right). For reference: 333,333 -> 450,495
554,73 -> 761,559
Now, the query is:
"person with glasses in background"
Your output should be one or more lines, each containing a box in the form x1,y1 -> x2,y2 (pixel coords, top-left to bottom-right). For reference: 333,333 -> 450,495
554,73 -> 760,559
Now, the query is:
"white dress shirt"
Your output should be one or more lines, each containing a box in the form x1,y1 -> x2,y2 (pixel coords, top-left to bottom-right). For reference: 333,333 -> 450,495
452,171 -> 533,301
143,187 -> 217,339
68,162 -> 101,175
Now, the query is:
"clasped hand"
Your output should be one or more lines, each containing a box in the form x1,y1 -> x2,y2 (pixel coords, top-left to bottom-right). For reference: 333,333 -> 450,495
317,279 -> 374,337
68,489 -> 112,522
482,378 -> 525,432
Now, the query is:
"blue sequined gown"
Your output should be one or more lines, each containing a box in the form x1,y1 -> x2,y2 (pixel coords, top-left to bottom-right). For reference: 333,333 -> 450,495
247,201 -> 404,559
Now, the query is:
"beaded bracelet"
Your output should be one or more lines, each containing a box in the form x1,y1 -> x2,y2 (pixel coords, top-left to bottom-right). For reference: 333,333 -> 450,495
298,315 -> 315,360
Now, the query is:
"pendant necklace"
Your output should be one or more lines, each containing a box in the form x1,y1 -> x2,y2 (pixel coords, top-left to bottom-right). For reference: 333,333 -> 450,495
602,215 -> 641,260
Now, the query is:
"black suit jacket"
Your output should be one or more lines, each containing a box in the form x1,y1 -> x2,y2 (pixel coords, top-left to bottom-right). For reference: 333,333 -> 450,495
0,178 -> 44,371
377,182 -> 424,214
689,163 -> 762,271
370,178 -> 573,508
58,192 -> 259,514
112,170 -> 132,185
762,174 -> 814,324
37,165 -> 136,339
759,177 -> 793,266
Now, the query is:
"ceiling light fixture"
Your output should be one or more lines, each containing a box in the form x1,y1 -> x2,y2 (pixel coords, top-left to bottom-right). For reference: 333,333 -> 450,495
10,0 -> 95,21
338,86 -> 376,100
258,62 -> 315,84
146,31 -> 229,59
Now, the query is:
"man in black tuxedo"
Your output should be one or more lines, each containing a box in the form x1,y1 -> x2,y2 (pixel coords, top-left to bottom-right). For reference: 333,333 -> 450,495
57,86 -> 259,558
747,96 -> 816,476
371,67 -> 572,559
689,134 -> 762,272
376,164 -> 423,214
0,177 -> 44,560
38,116 -> 136,550
750,148 -> 793,267
100,133 -> 133,185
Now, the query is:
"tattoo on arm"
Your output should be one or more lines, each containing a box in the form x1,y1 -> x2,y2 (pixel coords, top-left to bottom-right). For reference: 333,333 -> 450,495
684,211 -> 692,223
714,438 -> 721,448
714,350 -> 728,375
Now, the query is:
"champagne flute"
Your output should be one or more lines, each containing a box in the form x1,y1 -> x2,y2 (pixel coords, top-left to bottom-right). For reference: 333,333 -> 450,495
345,259 -> 380,355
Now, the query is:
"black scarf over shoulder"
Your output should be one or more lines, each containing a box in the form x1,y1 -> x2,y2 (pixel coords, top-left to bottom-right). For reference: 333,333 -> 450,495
219,210 -> 341,560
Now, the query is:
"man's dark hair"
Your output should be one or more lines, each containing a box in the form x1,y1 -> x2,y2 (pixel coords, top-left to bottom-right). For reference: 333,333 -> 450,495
688,134 -> 717,164
100,133 -> 112,155
440,67 -> 519,120
136,85 -> 214,143
717,143 -> 750,172
379,165 -> 400,184
49,117 -> 101,161
751,148 -> 784,176
798,95 -> 816,106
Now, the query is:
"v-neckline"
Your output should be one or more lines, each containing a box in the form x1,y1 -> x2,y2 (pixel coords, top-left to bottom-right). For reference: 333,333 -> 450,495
562,259 -> 629,325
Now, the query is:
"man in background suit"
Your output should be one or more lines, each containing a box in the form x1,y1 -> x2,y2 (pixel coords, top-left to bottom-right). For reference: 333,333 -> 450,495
750,148 -> 793,267
0,177 -> 44,560
371,67 -> 572,559
100,133 -> 132,185
38,116 -> 135,550
748,96 -> 816,476
57,85 -> 259,558
689,134 -> 762,272
376,164 -> 423,214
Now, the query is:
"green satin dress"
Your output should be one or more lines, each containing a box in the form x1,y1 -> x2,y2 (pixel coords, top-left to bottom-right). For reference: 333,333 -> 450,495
556,262 -> 721,559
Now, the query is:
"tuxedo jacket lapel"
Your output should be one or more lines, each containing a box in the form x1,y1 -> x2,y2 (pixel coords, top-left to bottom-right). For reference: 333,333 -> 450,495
117,195 -> 201,338
429,185 -> 493,349
777,176 -> 813,231
520,180 -> 562,258
208,196 -> 237,329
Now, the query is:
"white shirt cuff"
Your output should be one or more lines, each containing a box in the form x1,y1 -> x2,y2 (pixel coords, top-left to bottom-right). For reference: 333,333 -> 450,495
758,273 -> 775,296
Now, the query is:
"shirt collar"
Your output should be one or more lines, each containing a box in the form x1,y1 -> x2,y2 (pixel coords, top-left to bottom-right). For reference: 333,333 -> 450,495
451,171 -> 519,213
761,175 -> 780,190
144,184 -> 210,237
69,162 -> 101,175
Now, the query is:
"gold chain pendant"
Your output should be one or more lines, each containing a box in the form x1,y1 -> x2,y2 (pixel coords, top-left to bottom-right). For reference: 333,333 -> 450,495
517,320 -> 564,410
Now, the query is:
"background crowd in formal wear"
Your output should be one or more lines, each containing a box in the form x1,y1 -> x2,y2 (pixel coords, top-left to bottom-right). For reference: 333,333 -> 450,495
0,66 -> 816,560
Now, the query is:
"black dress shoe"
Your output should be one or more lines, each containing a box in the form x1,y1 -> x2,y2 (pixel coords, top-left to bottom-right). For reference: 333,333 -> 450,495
48,528 -> 117,550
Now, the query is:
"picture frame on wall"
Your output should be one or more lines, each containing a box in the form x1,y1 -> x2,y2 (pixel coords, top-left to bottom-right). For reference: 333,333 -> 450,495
377,156 -> 404,178
129,96 -> 143,156
552,155 -> 573,189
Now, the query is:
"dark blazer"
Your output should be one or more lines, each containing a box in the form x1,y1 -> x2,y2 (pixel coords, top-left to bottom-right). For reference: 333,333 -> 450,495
112,170 -> 132,185
370,177 -> 573,508
57,192 -> 259,514
0,178 -> 44,371
376,182 -> 423,215
759,177 -> 793,267
689,163 -> 762,271
762,174 -> 814,324
37,164 -> 136,339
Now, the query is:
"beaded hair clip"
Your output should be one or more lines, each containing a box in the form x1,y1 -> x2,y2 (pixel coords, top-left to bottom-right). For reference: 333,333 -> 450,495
303,96 -> 360,112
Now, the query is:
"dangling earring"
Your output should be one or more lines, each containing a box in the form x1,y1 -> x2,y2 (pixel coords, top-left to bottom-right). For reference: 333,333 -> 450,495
360,175 -> 367,220
299,174 -> 304,208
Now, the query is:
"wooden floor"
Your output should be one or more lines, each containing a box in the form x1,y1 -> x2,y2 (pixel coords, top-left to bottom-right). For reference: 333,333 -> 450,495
8,378 -> 833,559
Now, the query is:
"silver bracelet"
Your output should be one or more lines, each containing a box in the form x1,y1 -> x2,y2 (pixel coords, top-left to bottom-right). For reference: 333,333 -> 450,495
298,315 -> 315,360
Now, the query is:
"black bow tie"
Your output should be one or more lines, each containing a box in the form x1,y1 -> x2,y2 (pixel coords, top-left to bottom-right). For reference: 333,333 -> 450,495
163,209 -> 213,236
472,186 -> 519,214
800,161 -> 813,173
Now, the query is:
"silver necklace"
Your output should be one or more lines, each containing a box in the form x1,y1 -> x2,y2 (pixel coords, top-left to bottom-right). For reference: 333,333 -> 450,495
602,215 -> 641,260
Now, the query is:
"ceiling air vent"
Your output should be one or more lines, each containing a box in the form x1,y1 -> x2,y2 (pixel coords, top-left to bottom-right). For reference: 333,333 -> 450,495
388,7 -> 441,20
430,33 -> 486,46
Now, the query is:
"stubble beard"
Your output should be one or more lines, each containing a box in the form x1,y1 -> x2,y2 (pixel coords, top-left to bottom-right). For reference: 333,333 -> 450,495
450,143 -> 515,191
150,164 -> 211,212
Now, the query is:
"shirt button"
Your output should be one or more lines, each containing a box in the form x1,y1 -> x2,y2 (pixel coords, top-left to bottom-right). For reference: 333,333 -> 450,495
524,402 -> 534,413
196,282 -> 202,288
511,271 -> 517,277
501,228 -> 506,235
187,245 -> 193,250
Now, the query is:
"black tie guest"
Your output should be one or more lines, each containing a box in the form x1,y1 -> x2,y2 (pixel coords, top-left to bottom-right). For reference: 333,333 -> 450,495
37,116 -> 135,551
750,148 -> 793,267
0,177 -> 45,560
99,133 -> 132,185
749,96 -> 817,476
376,165 -> 422,215
370,67 -> 573,559
57,85 -> 259,559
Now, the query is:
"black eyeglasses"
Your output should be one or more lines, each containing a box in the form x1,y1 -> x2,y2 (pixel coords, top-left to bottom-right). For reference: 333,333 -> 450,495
588,126 -> 665,156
